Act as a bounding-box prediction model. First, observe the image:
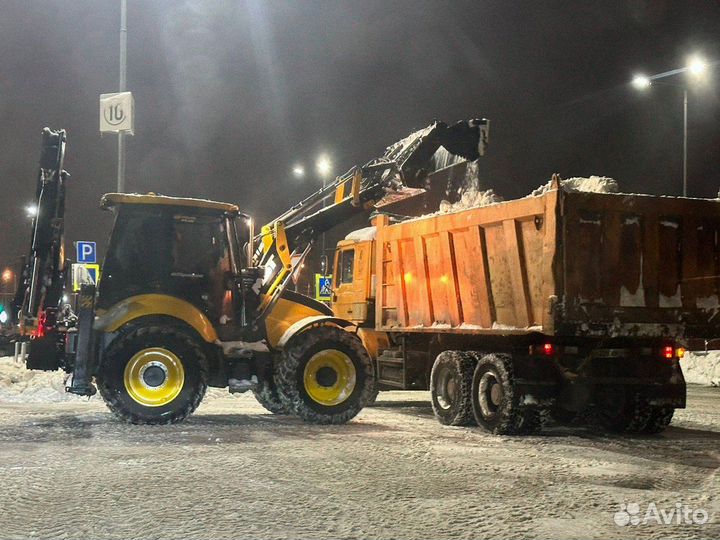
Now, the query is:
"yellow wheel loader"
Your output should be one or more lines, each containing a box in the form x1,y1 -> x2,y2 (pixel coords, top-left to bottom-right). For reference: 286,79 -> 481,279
12,121 -> 487,425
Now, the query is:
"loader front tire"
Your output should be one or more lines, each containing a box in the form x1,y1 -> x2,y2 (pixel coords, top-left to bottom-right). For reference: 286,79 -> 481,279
97,324 -> 208,425
276,326 -> 375,424
430,351 -> 476,426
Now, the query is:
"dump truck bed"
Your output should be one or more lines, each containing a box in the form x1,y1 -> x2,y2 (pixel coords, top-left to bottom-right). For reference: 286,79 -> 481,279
374,187 -> 720,339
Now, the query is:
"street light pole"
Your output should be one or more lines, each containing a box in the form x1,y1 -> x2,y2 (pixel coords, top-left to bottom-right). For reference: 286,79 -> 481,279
117,0 -> 127,193
683,88 -> 688,197
632,56 -> 715,197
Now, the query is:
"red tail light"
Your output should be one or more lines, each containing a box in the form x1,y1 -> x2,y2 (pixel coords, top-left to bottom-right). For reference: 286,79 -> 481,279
33,311 -> 48,338
542,343 -> 555,356
662,346 -> 674,359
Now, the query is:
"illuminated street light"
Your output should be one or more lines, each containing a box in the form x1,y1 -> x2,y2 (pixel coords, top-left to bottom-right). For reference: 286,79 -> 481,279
1,268 -> 12,283
316,155 -> 332,178
292,164 -> 305,178
25,204 -> 37,218
632,75 -> 651,89
687,57 -> 707,76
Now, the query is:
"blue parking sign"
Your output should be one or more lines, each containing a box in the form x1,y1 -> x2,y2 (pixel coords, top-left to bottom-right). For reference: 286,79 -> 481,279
76,241 -> 96,264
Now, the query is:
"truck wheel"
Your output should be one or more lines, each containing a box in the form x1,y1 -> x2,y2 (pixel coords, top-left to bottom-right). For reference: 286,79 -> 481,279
97,325 -> 208,425
643,407 -> 674,434
253,374 -> 291,415
430,351 -> 476,426
597,390 -> 651,433
471,354 -> 527,435
276,326 -> 375,424
518,408 -> 549,434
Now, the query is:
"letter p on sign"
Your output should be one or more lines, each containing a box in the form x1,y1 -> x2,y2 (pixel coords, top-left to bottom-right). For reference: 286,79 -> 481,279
76,241 -> 97,264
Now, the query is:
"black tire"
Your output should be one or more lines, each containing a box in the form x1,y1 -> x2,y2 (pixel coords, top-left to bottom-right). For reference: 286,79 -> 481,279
643,406 -> 674,434
471,354 -> 528,435
276,326 -> 376,424
97,324 -> 208,425
518,408 -> 549,435
430,351 -> 476,426
253,372 -> 291,415
364,386 -> 381,407
597,389 -> 651,433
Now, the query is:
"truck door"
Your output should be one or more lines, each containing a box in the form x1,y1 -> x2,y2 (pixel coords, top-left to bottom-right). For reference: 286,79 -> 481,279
332,242 -> 372,324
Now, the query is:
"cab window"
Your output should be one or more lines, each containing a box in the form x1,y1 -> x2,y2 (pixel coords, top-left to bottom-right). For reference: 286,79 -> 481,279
337,248 -> 355,284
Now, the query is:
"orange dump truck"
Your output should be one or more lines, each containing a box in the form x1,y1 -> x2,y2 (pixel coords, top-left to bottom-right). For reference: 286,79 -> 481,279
331,178 -> 720,434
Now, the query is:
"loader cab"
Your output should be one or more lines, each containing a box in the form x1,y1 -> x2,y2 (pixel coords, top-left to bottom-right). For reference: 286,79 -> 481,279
331,231 -> 375,326
97,194 -> 247,338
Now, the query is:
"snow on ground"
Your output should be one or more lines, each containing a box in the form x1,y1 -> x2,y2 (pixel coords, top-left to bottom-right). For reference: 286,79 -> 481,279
684,351 -> 720,386
0,385 -> 718,540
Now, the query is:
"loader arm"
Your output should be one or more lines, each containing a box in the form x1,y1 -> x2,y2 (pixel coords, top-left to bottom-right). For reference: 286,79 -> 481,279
253,118 -> 489,320
13,128 -> 69,332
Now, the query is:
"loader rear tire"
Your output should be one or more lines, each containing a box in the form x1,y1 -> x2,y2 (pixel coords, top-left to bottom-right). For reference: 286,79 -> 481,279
430,351 -> 476,426
276,326 -> 375,424
471,354 -> 528,435
97,324 -> 207,425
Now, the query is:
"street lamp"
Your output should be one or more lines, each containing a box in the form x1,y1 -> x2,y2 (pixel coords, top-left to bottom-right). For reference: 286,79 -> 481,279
1,268 -> 12,284
632,75 -> 651,89
25,204 -> 37,218
631,55 -> 714,197
314,154 -> 334,277
292,164 -> 305,178
316,155 -> 332,178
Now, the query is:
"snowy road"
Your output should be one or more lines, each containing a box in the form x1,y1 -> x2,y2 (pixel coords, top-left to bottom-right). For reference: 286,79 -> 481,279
0,386 -> 718,540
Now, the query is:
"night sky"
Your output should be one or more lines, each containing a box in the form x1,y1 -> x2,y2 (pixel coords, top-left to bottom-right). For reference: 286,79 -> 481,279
1,0 -> 719,273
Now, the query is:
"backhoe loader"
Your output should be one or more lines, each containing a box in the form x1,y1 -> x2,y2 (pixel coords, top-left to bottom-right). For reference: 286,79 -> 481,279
12,120 -> 488,425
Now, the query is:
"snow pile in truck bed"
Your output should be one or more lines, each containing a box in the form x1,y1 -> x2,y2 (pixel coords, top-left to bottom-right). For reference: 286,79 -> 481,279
439,189 -> 503,213
683,351 -> 720,387
530,175 -> 619,197
345,226 -> 377,242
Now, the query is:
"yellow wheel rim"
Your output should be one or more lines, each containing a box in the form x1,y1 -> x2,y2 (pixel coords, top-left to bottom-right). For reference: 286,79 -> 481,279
124,347 -> 185,407
303,349 -> 356,406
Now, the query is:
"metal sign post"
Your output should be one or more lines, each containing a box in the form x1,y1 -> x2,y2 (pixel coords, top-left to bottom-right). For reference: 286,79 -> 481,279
99,0 -> 132,193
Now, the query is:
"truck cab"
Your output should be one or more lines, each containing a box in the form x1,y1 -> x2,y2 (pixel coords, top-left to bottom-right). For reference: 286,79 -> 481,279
332,234 -> 374,326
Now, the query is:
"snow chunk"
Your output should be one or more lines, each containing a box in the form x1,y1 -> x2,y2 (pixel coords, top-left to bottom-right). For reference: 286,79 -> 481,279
530,175 -> 619,197
345,226 -> 377,242
439,189 -> 503,214
683,351 -> 720,387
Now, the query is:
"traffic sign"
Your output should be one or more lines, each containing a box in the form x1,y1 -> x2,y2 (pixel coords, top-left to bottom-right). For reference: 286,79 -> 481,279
76,241 -> 97,264
72,263 -> 101,292
315,274 -> 333,302
99,92 -> 135,134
